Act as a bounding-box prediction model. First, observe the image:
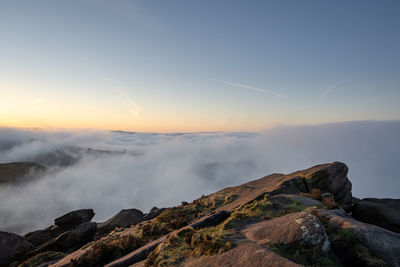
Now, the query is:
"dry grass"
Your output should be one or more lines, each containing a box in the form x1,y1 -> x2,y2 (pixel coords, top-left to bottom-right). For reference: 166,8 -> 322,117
145,226 -> 233,267
69,235 -> 143,267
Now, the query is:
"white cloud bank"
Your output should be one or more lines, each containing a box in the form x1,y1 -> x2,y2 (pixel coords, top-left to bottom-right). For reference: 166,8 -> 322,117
0,121 -> 399,234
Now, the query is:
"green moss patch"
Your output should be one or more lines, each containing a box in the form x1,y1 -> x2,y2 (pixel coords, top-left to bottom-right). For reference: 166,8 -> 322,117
269,243 -> 337,267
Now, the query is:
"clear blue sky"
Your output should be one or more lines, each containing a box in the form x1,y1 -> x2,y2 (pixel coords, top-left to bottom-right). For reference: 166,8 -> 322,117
1,0 -> 399,131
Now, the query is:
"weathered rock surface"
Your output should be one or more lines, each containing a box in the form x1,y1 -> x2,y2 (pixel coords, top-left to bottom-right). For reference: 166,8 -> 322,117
353,198 -> 400,234
0,162 -> 45,184
143,207 -> 166,221
54,209 -> 95,229
184,241 -> 301,267
269,194 -> 323,209
35,222 -> 97,253
0,231 -> 32,265
98,208 -> 144,233
315,209 -> 400,267
24,225 -> 64,247
217,162 -> 352,212
243,212 -> 329,251
284,162 -> 352,208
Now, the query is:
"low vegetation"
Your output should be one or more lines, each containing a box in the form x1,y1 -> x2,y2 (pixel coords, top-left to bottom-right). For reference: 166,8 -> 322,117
268,243 -> 337,267
70,235 -> 143,267
18,251 -> 65,267
329,229 -> 386,266
68,192 -> 237,266
145,225 -> 233,267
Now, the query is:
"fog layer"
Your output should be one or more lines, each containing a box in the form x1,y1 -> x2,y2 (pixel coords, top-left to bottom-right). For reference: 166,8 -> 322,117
0,121 -> 399,234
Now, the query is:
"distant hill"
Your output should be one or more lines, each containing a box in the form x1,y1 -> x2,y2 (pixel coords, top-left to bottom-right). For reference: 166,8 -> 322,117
0,162 -> 45,184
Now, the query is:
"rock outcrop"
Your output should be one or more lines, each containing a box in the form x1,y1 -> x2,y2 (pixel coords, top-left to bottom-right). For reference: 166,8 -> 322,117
54,209 -> 95,229
97,208 -> 144,234
34,222 -> 97,253
273,162 -> 352,209
352,198 -> 400,233
5,162 -> 399,267
315,208 -> 400,267
185,241 -> 301,267
243,212 -> 330,252
24,225 -> 64,247
0,231 -> 32,265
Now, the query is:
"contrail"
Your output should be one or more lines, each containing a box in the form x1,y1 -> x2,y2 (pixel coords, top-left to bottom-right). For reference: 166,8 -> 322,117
222,81 -> 286,99
320,80 -> 345,98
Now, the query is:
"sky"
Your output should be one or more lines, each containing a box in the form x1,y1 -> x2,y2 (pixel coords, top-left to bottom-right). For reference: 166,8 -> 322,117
1,1 -> 400,132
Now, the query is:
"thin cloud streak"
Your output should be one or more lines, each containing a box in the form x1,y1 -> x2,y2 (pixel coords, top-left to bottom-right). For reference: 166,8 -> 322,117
116,88 -> 142,119
320,80 -> 345,98
222,81 -> 286,98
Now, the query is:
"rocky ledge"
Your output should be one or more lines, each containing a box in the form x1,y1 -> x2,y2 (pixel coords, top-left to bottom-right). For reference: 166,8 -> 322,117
1,162 -> 399,267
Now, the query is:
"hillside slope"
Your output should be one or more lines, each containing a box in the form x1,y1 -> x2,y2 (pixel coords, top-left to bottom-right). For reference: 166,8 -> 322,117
2,162 -> 400,267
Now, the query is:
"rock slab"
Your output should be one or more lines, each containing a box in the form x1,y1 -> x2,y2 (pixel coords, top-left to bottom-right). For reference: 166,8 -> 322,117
353,198 -> 400,234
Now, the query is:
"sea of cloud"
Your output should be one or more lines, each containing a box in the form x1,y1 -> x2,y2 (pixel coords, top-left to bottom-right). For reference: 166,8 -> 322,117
0,121 -> 399,234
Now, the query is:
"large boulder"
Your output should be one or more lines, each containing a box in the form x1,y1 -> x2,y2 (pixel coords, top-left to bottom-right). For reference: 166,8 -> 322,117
54,209 -> 95,229
185,241 -> 301,267
314,209 -> 400,267
353,198 -> 400,233
35,222 -> 97,253
97,209 -> 144,233
218,162 -> 352,212
24,225 -> 64,247
0,231 -> 32,265
300,162 -> 352,209
243,212 -> 329,252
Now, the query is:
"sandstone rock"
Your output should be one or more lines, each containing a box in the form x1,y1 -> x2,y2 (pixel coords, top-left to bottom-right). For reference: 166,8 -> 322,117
184,241 -> 301,267
143,207 -> 166,221
54,209 -> 95,229
243,212 -> 329,252
353,198 -> 400,233
98,209 -> 144,233
35,222 -> 97,253
314,209 -> 400,266
0,231 -> 32,265
301,162 -> 352,209
269,194 -> 323,209
219,162 -> 352,212
24,225 -> 64,247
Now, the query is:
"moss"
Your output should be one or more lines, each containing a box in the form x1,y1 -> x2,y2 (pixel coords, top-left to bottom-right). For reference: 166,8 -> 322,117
145,225 -> 233,267
269,243 -> 337,267
222,197 -> 277,230
283,200 -> 306,212
327,229 -> 386,267
145,233 -> 190,267
337,229 -> 358,244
